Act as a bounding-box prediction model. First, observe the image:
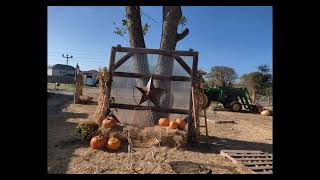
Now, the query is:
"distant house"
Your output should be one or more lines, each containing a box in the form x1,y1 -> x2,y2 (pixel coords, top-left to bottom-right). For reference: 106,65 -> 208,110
82,70 -> 99,86
48,64 -> 76,77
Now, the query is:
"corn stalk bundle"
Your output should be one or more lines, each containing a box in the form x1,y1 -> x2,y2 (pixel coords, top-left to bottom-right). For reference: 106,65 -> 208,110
95,68 -> 110,126
74,73 -> 83,104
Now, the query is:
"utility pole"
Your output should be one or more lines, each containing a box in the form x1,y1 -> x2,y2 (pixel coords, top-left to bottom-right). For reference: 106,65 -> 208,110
62,54 -> 73,76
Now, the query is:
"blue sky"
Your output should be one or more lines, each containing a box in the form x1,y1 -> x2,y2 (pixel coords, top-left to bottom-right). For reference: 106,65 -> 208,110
48,6 -> 272,77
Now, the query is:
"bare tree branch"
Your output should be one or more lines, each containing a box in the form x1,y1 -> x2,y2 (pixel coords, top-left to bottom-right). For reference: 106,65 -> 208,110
176,28 -> 189,42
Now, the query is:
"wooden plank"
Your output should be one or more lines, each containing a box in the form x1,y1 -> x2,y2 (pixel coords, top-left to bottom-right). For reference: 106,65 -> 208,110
228,154 -> 272,158
111,52 -> 134,71
248,166 -> 273,170
109,103 -> 190,114
112,46 -> 197,57
220,151 -> 240,163
233,157 -> 273,161
215,120 -> 236,124
242,161 -> 273,166
106,48 -> 116,103
221,150 -> 263,154
192,52 -> 198,84
173,55 -> 192,75
188,53 -> 199,144
112,71 -> 191,82
256,170 -> 273,174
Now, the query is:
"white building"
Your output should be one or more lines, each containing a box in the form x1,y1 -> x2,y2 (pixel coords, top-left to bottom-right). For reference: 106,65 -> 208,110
48,64 -> 76,77
82,70 -> 99,86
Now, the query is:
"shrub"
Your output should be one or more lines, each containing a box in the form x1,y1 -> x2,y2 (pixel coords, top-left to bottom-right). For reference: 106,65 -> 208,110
75,121 -> 99,141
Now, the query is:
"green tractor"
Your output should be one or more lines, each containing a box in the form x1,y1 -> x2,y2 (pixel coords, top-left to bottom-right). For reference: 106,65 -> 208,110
204,83 -> 259,113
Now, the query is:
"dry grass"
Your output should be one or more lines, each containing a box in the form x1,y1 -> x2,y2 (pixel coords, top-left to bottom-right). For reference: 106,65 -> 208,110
48,88 -> 272,174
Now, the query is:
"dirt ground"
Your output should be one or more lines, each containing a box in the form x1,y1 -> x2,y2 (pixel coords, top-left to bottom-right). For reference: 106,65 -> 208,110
47,87 -> 272,174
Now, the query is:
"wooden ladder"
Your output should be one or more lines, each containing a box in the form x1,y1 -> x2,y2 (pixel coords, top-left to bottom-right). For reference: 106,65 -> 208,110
199,104 -> 209,145
191,87 -> 209,146
198,88 -> 209,145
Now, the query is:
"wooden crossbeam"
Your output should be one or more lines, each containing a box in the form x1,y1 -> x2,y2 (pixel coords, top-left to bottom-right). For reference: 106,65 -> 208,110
112,46 -> 197,57
173,55 -> 192,76
110,103 -> 190,114
111,52 -> 134,71
112,71 -> 191,82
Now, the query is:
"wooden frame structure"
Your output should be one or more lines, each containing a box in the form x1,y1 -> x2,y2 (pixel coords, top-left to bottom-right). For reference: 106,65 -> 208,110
107,45 -> 199,144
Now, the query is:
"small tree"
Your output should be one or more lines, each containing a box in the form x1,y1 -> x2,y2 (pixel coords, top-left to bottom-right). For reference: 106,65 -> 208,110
240,64 -> 272,100
206,66 -> 238,87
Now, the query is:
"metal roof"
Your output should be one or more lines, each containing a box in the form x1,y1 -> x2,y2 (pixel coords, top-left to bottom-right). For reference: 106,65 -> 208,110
48,64 -> 76,71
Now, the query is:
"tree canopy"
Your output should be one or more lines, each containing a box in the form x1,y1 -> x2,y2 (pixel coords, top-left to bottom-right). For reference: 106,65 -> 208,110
206,66 -> 238,87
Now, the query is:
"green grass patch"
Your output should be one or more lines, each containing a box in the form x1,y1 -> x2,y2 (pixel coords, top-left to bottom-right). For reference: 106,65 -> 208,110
48,83 -> 75,92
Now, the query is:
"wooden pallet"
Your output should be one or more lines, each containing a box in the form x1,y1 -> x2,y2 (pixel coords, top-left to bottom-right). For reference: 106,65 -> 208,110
220,150 -> 273,174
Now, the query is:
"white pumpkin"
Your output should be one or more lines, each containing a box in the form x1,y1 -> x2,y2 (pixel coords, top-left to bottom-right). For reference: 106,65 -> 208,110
261,110 -> 271,116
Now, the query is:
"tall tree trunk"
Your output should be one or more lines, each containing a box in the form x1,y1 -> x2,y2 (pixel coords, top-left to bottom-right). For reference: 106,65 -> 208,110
126,6 -> 149,87
153,6 -> 189,120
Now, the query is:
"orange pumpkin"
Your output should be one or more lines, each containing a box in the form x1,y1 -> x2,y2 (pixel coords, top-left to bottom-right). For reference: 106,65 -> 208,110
176,118 -> 186,129
159,118 -> 170,126
106,137 -> 121,151
102,116 -> 117,129
169,121 -> 178,129
90,135 -> 106,149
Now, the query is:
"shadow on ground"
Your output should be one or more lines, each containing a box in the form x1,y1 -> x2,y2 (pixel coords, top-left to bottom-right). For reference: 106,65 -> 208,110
182,135 -> 272,154
48,93 -> 90,174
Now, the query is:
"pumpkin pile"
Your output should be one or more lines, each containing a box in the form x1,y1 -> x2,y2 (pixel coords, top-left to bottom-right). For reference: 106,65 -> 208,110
90,135 -> 122,151
90,111 -> 122,151
159,117 -> 187,130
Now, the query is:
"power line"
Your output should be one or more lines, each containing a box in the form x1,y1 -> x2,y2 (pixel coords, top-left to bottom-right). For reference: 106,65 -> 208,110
141,10 -> 159,23
50,48 -> 106,53
48,55 -> 105,60
48,52 -> 106,56
48,59 -> 105,63
133,6 -> 159,23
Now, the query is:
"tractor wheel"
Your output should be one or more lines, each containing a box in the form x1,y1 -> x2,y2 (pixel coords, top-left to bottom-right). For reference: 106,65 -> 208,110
230,101 -> 242,112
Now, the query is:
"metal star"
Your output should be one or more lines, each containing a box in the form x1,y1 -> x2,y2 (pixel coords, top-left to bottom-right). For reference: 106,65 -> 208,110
136,76 -> 165,106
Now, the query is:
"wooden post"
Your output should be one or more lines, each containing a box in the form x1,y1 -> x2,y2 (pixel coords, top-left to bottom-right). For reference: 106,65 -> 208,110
74,64 -> 83,104
188,52 -> 199,145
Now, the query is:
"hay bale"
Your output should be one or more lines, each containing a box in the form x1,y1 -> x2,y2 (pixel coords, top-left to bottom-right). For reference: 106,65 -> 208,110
98,124 -> 127,144
96,123 -> 187,148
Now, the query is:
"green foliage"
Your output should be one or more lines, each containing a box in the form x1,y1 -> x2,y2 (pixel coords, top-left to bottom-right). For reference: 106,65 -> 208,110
122,19 -> 127,26
265,86 -> 272,96
142,23 -> 151,35
257,64 -> 271,74
113,25 -> 127,37
113,17 -> 151,39
75,121 -> 99,141
179,16 -> 187,27
240,64 -> 272,96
